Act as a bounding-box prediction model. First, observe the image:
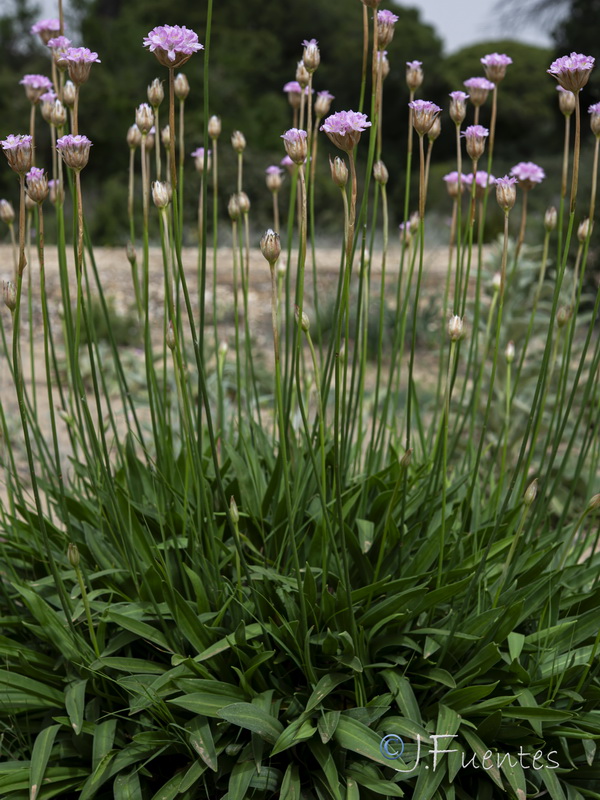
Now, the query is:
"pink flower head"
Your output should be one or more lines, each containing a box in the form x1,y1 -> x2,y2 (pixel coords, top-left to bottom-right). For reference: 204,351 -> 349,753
20,74 -> 53,90
266,165 -> 283,175
464,170 -> 495,198
302,39 -> 320,72
281,128 -> 308,163
495,175 -> 518,212
481,52 -> 512,83
449,91 -> 469,124
494,175 -> 517,187
39,90 -> 57,104
377,9 -> 399,48
443,170 -> 469,197
56,133 -> 93,171
60,47 -> 101,85
315,89 -> 334,117
510,161 -> 545,189
588,102 -> 600,115
378,9 -> 399,24
47,35 -> 71,50
26,166 -> 48,204
406,60 -> 422,70
461,125 -> 489,160
463,77 -> 495,107
281,155 -> 296,172
143,25 -> 203,68
31,18 -> 60,44
1,134 -> 34,174
26,166 -> 43,180
548,52 -> 595,93
320,110 -> 371,151
449,90 -> 469,103
589,102 -> 600,136
406,60 -> 423,90
408,99 -> 441,136
191,147 -> 211,173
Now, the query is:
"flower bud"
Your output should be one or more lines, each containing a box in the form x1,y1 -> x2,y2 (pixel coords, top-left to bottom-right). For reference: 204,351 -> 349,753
208,115 -> 221,139
557,87 -> 576,117
378,51 -> 390,80
145,129 -> 155,151
0,199 -> 15,225
314,90 -> 334,118
281,129 -> 307,164
277,259 -> 286,277
544,206 -> 557,232
231,130 -> 246,153
557,306 -> 571,327
449,91 -> 469,124
152,181 -> 171,208
56,134 -> 92,171
373,160 -> 389,185
161,125 -> 170,147
265,166 -> 283,193
127,123 -> 142,150
302,39 -> 320,73
406,60 -> 423,91
330,155 -> 348,188
67,542 -> 80,568
63,80 -> 76,108
174,73 -> 190,100
590,104 -> 600,137
296,60 -> 310,88
400,448 -> 413,468
495,176 -> 517,213
260,229 -> 281,264
136,103 -> 154,135
3,280 -> 16,312
166,319 -> 176,350
448,315 -> 464,341
409,211 -> 420,234
295,305 -> 310,331
505,341 -> 515,363
48,179 -> 62,205
577,217 -> 590,242
228,194 -> 241,221
524,479 -> 538,506
428,116 -> 442,142
218,340 -> 228,360
492,272 -> 502,291
50,99 -> 67,128
2,134 -> 33,175
26,166 -> 48,204
237,191 -> 250,215
147,77 -> 164,107
126,242 -> 137,265
398,222 -> 411,245
588,494 -> 600,511
230,496 -> 240,524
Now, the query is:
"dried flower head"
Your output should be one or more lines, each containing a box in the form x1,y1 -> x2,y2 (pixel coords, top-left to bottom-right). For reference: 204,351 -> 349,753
330,155 -> 348,188
231,130 -> 246,153
148,78 -> 164,107
208,115 -> 221,139
314,90 -> 334,118
495,175 -> 518,213
25,166 -> 48,204
448,315 -> 464,341
281,128 -> 308,163
510,161 -> 546,190
463,77 -> 495,107
31,18 -> 60,44
373,160 -> 389,185
302,38 -> 320,73
589,102 -> 600,136
62,47 -> 101,85
3,280 -> 17,312
406,60 -> 423,91
377,9 -> 399,50
174,73 -> 190,100
1,134 -> 33,175
136,103 -> 154,135
127,123 -> 142,149
461,124 -> 489,161
191,147 -> 211,174
443,171 -> 468,198
143,25 -> 203,68
481,52 -> 512,84
320,110 -> 371,152
587,494 -> 600,511
0,199 -> 15,225
548,52 -> 595,93
260,228 -> 281,265
449,91 -> 469,124
56,133 -> 92,171
408,99 -> 442,136
20,74 -> 53,104
265,165 -> 284,192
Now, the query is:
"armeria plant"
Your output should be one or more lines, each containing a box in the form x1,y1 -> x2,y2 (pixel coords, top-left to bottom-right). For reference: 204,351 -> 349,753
0,3 -> 599,799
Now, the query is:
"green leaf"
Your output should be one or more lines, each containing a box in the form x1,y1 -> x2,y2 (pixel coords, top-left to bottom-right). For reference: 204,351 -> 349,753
187,716 -> 217,771
168,682 -> 245,718
271,718 -> 316,756
334,716 -> 402,768
93,720 -> 117,770
308,740 -> 343,800
114,771 -> 142,800
499,755 -> 527,800
65,680 -> 87,735
382,671 -> 421,723
507,632 -> 525,661
318,711 -> 340,744
356,519 -> 375,553
29,724 -> 60,800
218,702 -> 284,743
193,623 -> 264,663
280,764 -> 301,800
305,673 -> 352,715
227,760 -> 255,800
442,683 -> 498,710
0,669 -> 63,711
106,612 -> 172,651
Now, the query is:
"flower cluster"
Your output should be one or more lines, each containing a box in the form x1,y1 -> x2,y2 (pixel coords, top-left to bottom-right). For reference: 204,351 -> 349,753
589,102 -> 600,136
60,47 -> 101,85
495,175 -> 518,212
143,25 -> 203,68
191,147 -> 212,174
377,9 -> 399,49
443,171 -> 469,197
26,166 -> 48,204
47,35 -> 71,51
56,134 -> 93,171
265,165 -> 284,192
20,74 -> 53,103
302,39 -> 320,72
463,77 -> 495,106
548,52 -> 595,92
406,60 -> 423,91
281,128 -> 308,164
315,90 -> 334,117
510,161 -> 545,189
464,170 -> 495,198
320,110 -> 371,152
31,18 -> 60,44
461,125 -> 489,160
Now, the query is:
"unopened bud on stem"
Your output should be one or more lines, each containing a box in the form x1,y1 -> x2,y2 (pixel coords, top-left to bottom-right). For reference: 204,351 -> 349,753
260,229 -> 281,265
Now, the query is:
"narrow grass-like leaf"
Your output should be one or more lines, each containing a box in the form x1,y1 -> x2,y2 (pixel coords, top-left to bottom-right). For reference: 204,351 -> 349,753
218,702 -> 283,743
29,724 -> 60,800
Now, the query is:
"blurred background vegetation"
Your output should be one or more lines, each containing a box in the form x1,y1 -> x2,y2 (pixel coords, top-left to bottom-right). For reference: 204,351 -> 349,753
0,0 -> 599,244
